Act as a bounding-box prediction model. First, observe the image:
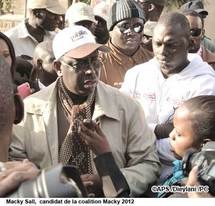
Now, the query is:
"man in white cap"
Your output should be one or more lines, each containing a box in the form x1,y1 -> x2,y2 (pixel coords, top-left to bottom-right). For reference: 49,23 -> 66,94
65,2 -> 109,44
5,0 -> 65,57
9,25 -> 160,197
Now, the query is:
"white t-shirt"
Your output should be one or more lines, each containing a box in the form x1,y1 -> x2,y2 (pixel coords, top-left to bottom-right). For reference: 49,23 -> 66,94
121,54 -> 215,131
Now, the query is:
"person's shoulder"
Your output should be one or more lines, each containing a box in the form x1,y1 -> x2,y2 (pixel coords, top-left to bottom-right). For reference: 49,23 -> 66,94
189,56 -> 215,78
97,81 -> 142,108
126,58 -> 157,76
24,82 -> 57,113
4,22 -> 23,38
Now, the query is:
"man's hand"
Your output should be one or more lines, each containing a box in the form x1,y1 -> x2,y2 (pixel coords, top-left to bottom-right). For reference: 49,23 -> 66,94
79,119 -> 111,155
81,174 -> 103,197
186,166 -> 212,198
0,159 -> 40,196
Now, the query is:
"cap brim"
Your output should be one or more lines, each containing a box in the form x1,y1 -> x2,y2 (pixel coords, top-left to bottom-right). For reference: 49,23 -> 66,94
195,9 -> 208,16
47,6 -> 66,15
64,43 -> 109,59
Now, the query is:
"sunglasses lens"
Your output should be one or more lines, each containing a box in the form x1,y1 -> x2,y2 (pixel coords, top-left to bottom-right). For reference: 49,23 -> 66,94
133,24 -> 144,33
190,28 -> 202,37
118,24 -> 143,34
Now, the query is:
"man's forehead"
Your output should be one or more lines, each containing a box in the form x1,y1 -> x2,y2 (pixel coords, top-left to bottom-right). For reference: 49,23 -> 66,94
153,25 -> 183,42
117,17 -> 144,24
154,23 -> 183,35
186,15 -> 202,27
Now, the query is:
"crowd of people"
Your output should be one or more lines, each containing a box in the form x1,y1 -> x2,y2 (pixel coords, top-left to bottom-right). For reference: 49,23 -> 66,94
0,0 -> 215,198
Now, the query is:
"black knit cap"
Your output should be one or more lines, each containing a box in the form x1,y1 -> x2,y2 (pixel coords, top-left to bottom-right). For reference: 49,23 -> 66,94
108,0 -> 146,31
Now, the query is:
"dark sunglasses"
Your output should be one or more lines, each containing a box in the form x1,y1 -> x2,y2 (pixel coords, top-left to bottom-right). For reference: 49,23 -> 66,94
61,56 -> 101,72
190,28 -> 202,37
117,22 -> 144,34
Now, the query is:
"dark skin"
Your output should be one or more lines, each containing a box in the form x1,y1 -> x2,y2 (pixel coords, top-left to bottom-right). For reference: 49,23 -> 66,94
36,63 -> 57,87
0,160 -> 39,197
142,34 -> 153,52
32,41 -> 57,88
0,56 -> 39,196
27,9 -> 62,43
55,51 -> 104,196
111,18 -> 144,56
55,51 -> 100,96
76,17 -> 109,44
75,20 -> 96,35
186,15 -> 205,53
152,23 -> 190,78
80,120 -> 111,155
94,16 -> 109,44
79,119 -> 111,196
152,21 -> 190,137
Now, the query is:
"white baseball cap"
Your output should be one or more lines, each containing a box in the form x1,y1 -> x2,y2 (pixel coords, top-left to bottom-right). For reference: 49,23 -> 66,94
27,0 -> 66,15
93,2 -> 110,22
52,25 -> 108,60
65,2 -> 96,26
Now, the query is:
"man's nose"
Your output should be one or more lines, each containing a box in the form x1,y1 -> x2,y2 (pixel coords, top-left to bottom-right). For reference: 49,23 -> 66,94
160,45 -> 168,56
85,69 -> 93,75
85,64 -> 96,75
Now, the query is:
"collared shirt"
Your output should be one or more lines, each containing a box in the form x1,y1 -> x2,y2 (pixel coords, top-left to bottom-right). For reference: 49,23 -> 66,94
100,40 -> 153,88
10,80 -> 160,196
5,20 -> 55,57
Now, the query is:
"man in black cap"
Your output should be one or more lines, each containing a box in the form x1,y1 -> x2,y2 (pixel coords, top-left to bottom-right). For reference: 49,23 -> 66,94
100,0 -> 153,88
180,0 -> 215,52
183,10 -> 215,69
180,0 -> 208,19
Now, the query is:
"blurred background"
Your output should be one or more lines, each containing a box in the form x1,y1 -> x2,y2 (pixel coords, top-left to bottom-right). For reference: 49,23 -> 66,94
0,0 -> 214,39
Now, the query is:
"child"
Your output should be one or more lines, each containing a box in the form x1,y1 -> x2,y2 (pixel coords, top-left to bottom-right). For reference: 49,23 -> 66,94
158,95 -> 215,197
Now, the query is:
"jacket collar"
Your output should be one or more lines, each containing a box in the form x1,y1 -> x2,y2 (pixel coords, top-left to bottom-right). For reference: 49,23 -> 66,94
93,81 -> 120,121
17,20 -> 53,43
25,80 -> 120,121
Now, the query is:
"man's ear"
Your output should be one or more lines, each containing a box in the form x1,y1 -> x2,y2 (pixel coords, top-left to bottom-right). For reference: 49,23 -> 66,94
148,3 -> 155,12
54,61 -> 62,76
14,93 -> 24,124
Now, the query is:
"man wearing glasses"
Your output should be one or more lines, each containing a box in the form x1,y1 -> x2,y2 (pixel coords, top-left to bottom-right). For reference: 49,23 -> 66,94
9,25 -> 160,197
183,10 -> 215,70
180,0 -> 215,53
100,0 -> 153,88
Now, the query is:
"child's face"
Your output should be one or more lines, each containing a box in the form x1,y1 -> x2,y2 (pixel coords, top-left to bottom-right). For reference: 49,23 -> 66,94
169,106 -> 195,159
